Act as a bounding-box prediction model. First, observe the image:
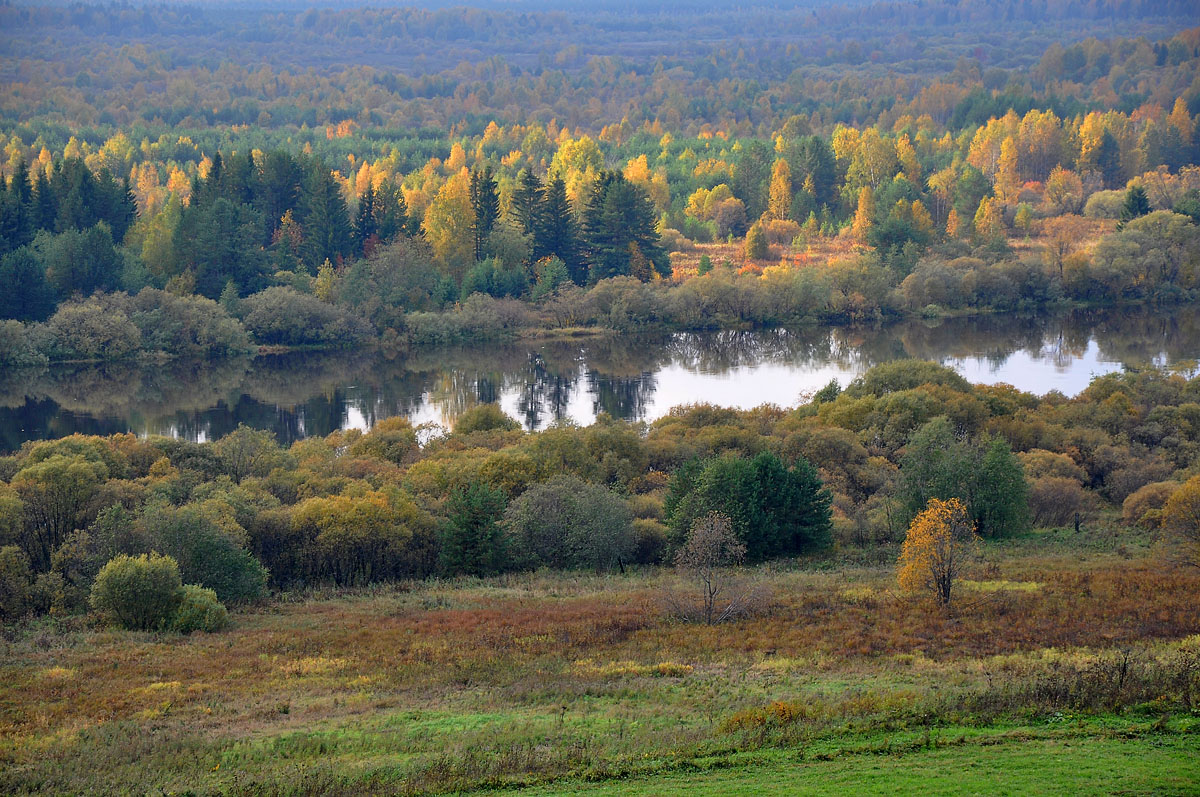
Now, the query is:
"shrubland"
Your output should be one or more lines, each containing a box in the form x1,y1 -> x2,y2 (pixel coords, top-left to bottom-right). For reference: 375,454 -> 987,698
1,360 -> 1198,624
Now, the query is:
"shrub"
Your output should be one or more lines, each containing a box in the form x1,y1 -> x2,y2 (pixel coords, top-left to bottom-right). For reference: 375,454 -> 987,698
89,553 -> 183,631
347,417 -> 419,464
454,403 -> 520,434
0,320 -> 50,366
503,475 -> 636,571
140,503 -> 268,603
763,219 -> 801,246
240,286 -> 372,347
1083,189 -> 1125,219
1162,476 -> 1200,565
0,545 -> 33,621
631,518 -> 668,564
122,288 -> 252,356
286,489 -> 436,586
46,297 -> 142,360
170,584 -> 230,633
1028,476 -> 1087,528
1122,481 -> 1180,529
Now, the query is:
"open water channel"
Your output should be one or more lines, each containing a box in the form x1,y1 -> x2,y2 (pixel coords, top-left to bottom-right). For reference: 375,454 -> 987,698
1,306 -> 1197,452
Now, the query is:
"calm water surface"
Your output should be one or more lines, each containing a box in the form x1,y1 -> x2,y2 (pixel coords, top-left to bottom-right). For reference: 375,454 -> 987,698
1,307 -> 1197,452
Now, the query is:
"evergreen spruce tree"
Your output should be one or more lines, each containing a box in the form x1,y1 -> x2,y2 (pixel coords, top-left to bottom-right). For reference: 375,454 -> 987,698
6,160 -> 34,251
254,150 -> 302,237
353,185 -> 376,256
469,166 -> 500,262
1118,185 -> 1152,227
373,178 -> 412,243
52,158 -> 98,232
535,176 -> 584,284
744,222 -> 768,259
299,161 -> 353,269
115,177 -> 138,243
31,169 -> 55,234
438,481 -> 508,576
0,247 -> 55,321
580,171 -> 667,284
511,168 -> 543,238
199,152 -> 223,207
664,451 -> 832,561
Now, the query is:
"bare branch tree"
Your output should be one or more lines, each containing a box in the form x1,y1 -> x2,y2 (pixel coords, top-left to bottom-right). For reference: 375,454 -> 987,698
673,511 -> 756,625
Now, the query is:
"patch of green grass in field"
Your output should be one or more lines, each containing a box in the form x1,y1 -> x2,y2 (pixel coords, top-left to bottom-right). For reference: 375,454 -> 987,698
515,729 -> 1200,796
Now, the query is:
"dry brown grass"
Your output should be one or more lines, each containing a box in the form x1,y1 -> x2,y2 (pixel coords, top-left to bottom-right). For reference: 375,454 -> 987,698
2,538 -> 1198,793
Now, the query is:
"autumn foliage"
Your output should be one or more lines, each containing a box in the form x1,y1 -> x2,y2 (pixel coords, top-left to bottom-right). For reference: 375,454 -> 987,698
898,498 -> 980,607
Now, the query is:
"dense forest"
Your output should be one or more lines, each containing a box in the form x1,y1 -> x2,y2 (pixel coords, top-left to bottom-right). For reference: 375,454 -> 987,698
2,2 -> 1200,359
1,19 -> 1199,363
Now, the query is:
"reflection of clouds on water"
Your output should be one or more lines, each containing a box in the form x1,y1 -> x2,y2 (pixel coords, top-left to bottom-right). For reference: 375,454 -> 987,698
946,340 -> 1128,396
1,306 -> 1198,450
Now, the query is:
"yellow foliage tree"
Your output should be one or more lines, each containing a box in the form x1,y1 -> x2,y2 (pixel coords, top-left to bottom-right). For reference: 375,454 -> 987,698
995,137 -> 1021,203
945,208 -> 962,238
767,158 -> 792,220
973,197 -> 1005,242
898,498 -> 979,607
313,259 -> 338,302
851,186 -> 874,244
1163,475 -> 1200,567
422,169 -> 474,285
896,133 -> 921,184
910,200 -> 934,237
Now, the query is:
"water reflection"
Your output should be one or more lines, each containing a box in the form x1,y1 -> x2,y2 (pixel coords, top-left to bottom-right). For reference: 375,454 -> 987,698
0,306 -> 1196,452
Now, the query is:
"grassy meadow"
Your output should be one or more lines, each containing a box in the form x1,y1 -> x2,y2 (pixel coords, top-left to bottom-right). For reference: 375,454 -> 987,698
2,522 -> 1198,795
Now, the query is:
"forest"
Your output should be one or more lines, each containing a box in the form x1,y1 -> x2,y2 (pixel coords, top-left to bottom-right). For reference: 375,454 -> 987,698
2,1 -> 1200,793
2,2 -> 1200,361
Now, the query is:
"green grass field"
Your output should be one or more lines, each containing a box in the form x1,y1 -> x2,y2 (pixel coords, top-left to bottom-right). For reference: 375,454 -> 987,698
516,733 -> 1200,796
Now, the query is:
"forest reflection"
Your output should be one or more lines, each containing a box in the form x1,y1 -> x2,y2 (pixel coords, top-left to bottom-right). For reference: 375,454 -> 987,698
1,306 -> 1196,452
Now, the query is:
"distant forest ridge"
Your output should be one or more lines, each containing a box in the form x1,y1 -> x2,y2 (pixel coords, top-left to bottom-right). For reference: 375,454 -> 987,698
2,0 -> 1198,144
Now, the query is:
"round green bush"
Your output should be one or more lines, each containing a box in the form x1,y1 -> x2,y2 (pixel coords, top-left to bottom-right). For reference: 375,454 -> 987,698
89,553 -> 182,631
454,403 -> 520,434
170,584 -> 230,634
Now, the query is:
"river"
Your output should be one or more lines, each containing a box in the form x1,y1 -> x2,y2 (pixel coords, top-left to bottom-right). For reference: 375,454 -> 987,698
1,306 -> 1197,452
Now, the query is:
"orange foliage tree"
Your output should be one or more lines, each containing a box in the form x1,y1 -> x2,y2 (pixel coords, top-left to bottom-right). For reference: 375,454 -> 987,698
897,497 -> 979,607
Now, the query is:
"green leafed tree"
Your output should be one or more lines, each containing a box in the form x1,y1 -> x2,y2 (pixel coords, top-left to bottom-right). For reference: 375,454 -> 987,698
502,475 -> 634,571
439,481 -> 508,576
666,451 -> 831,562
898,417 -> 1030,538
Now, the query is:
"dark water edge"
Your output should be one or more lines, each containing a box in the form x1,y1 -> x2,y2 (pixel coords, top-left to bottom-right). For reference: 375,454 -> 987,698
1,306 -> 1197,453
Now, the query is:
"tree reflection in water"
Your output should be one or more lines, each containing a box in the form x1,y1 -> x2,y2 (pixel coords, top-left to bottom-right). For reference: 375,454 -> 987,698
0,306 -> 1196,452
